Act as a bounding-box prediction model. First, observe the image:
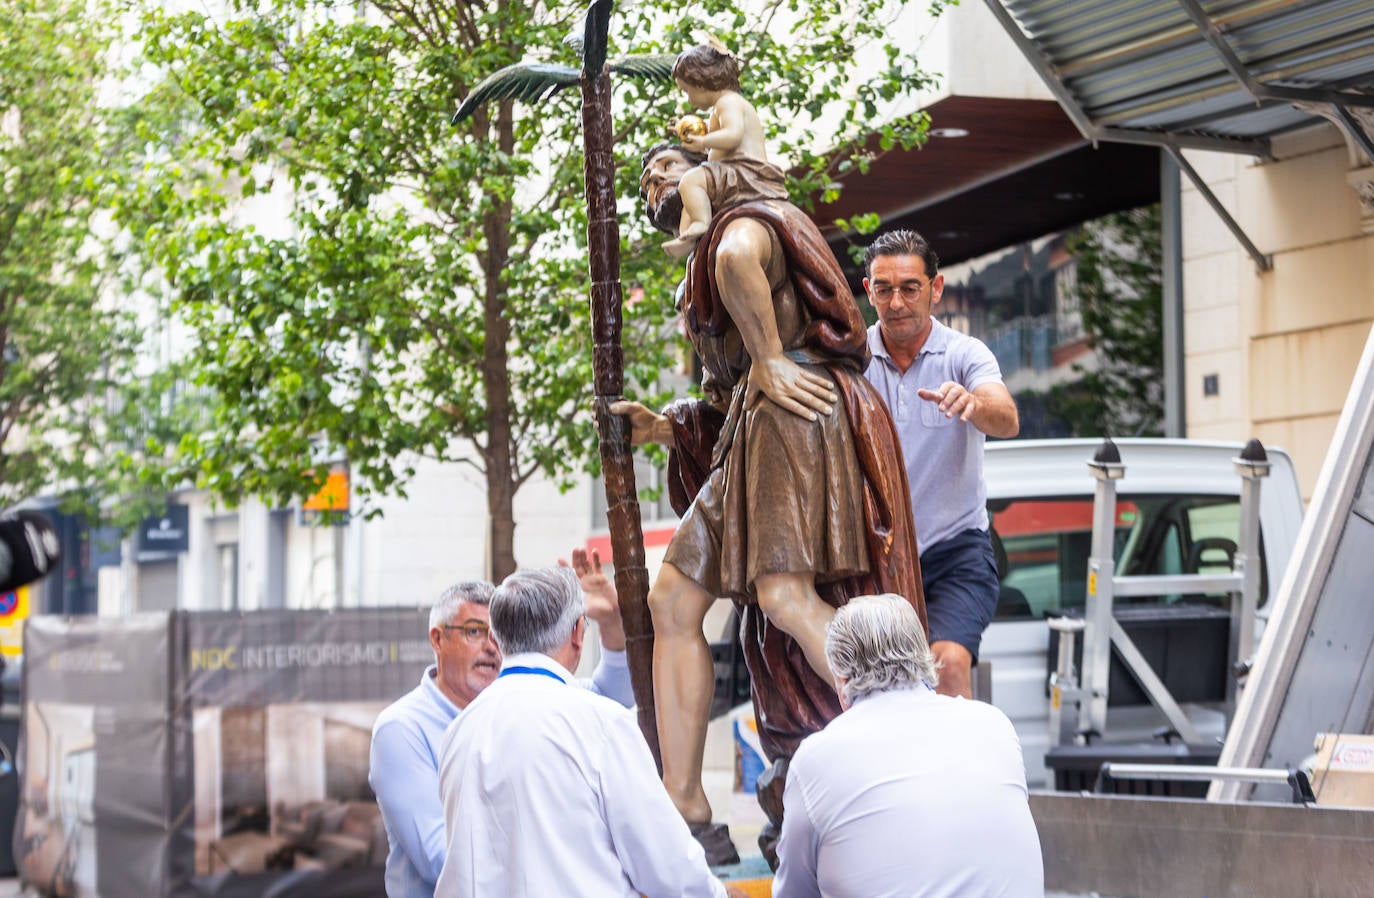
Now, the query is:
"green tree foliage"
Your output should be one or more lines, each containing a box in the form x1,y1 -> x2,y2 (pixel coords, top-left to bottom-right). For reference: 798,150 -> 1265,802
1049,205 -> 1164,438
125,0 -> 940,577
0,0 -> 168,519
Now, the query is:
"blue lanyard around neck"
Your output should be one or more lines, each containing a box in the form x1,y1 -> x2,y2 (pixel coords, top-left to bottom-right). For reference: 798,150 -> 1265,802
499,665 -> 565,683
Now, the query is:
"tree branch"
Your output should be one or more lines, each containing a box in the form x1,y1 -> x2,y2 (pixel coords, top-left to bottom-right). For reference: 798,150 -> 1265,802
370,0 -> 442,49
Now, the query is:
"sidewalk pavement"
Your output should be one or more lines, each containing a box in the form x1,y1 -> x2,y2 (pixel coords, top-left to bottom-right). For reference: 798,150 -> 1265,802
0,872 -> 1112,896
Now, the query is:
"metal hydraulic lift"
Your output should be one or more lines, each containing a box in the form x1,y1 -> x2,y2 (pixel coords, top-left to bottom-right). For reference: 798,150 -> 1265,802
1046,436 -> 1270,751
1216,324 -> 1374,802
1033,326 -> 1374,898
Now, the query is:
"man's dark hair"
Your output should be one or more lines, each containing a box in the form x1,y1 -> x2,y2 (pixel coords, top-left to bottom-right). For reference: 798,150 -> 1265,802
863,229 -> 940,279
672,45 -> 740,92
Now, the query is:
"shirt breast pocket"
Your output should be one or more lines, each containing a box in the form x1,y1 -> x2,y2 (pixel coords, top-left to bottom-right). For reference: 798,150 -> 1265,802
920,397 -> 956,429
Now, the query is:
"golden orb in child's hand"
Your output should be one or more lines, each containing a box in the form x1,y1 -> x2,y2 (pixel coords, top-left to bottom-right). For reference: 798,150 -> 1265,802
675,115 -> 707,140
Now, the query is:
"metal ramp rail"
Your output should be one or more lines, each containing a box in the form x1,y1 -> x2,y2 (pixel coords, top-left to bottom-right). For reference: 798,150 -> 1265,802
1049,438 -> 1270,748
1216,324 -> 1374,802
1035,325 -> 1374,896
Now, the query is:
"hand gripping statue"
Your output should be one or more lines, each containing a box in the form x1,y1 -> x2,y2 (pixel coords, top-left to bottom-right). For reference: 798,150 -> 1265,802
613,126 -> 926,866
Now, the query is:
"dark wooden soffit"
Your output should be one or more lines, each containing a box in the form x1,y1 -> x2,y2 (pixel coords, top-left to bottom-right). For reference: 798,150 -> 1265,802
807,95 -> 1160,288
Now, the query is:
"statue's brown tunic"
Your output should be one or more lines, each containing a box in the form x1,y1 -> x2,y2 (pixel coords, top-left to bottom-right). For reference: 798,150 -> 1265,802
661,198 -> 926,762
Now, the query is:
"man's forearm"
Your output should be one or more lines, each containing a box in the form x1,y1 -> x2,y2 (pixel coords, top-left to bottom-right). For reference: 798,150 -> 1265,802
371,727 -> 448,882
597,616 -> 626,651
589,649 -> 634,707
972,385 -> 1019,439
974,403 -> 1018,438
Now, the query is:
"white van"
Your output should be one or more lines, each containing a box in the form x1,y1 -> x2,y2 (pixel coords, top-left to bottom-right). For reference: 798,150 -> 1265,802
980,438 -> 1305,787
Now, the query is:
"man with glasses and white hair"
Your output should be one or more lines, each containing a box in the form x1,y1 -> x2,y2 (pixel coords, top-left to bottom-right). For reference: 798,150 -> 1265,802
862,229 -> 1020,700
369,551 -> 633,898
434,566 -> 742,898
773,594 -> 1043,898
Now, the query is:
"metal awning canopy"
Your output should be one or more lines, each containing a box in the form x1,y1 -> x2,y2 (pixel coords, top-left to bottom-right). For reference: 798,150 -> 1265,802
984,0 -> 1374,162
817,1 -> 1374,287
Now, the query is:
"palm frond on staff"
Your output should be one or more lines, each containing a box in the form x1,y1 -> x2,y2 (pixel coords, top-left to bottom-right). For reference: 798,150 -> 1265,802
447,0 -> 676,767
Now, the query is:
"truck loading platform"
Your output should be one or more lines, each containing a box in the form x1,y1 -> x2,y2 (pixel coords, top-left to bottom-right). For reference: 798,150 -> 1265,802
715,791 -> 1374,897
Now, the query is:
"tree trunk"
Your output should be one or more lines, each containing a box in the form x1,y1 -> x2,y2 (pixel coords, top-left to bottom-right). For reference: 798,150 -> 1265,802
581,69 -> 658,767
483,101 -> 518,582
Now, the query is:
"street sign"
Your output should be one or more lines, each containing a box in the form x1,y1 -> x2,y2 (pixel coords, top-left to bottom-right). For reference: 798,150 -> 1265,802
138,504 -> 190,556
300,468 -> 350,526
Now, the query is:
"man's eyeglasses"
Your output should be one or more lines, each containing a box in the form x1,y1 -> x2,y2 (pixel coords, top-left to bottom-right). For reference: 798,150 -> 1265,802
869,282 -> 927,302
441,623 -> 491,644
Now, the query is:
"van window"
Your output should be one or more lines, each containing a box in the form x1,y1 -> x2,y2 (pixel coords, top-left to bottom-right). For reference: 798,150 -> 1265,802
988,495 -> 1264,619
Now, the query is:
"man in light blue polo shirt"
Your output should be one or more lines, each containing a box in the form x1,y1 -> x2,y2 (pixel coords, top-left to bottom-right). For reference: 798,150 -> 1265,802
368,549 -> 633,898
861,230 -> 1019,699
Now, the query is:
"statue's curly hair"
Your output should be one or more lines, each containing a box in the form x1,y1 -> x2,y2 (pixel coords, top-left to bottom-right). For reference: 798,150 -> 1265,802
672,44 -> 740,92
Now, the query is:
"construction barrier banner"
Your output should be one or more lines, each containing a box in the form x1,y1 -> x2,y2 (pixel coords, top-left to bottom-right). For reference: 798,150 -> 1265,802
0,587 -> 29,658
18,607 -> 431,897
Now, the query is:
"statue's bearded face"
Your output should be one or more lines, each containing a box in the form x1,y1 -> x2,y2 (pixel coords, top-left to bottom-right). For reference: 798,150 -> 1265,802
648,186 -> 685,236
640,149 -> 695,236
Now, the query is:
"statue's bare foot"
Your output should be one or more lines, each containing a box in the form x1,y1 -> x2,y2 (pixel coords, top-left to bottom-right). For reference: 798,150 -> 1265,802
663,232 -> 702,259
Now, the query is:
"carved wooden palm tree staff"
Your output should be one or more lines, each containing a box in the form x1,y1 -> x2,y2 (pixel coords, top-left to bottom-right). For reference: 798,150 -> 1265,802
451,0 -> 673,765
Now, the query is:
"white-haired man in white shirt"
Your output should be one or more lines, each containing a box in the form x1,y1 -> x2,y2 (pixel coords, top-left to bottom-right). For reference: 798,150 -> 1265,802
774,593 -> 1044,898
434,566 -> 745,898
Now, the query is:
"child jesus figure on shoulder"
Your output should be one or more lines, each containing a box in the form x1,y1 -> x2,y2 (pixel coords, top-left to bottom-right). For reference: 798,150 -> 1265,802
663,41 -> 789,258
